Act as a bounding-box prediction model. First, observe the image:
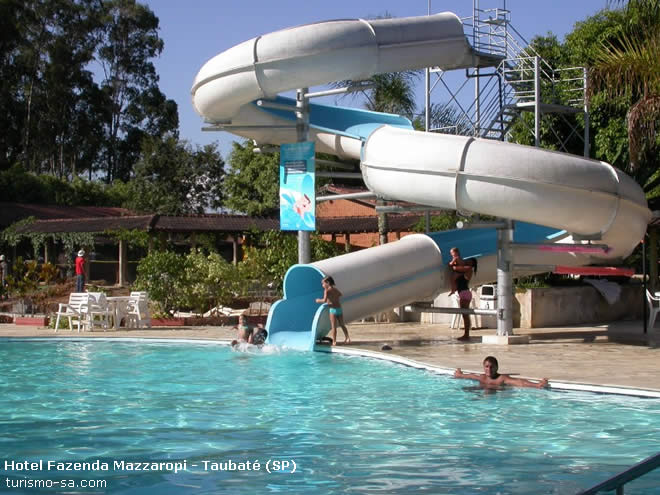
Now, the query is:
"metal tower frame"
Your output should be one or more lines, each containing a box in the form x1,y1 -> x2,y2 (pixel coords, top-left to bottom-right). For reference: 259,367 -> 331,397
424,0 -> 590,157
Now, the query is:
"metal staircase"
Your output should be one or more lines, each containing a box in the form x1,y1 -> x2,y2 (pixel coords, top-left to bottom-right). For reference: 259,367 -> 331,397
427,1 -> 589,155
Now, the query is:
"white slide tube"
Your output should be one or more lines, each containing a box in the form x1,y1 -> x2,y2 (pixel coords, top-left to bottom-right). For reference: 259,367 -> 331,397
312,234 -> 444,323
362,128 -> 650,260
192,13 -> 479,123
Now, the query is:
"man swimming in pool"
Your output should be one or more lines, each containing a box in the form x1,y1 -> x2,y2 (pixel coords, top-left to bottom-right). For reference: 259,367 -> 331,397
315,275 -> 350,346
454,356 -> 549,389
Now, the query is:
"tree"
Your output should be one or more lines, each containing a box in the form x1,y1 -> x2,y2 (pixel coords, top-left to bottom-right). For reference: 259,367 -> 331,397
241,231 -> 342,292
0,0 -> 178,182
414,103 -> 474,135
95,0 -> 179,182
124,136 -> 224,215
0,0 -> 102,176
589,0 -> 660,183
223,141 -> 280,216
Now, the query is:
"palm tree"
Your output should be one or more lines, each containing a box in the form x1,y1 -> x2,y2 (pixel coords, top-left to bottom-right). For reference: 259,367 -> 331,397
591,1 -> 660,286
590,0 -> 659,175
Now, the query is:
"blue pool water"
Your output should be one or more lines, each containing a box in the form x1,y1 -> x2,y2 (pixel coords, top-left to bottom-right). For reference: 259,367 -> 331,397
1,340 -> 659,494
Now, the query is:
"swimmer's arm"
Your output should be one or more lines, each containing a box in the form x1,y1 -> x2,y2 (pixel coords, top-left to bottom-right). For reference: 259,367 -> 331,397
502,375 -> 549,389
315,288 -> 329,304
454,368 -> 483,381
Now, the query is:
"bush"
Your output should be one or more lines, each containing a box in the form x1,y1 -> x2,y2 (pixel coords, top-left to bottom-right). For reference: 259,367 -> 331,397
134,234 -> 343,314
241,231 -> 342,293
134,249 -> 244,315
133,251 -> 186,316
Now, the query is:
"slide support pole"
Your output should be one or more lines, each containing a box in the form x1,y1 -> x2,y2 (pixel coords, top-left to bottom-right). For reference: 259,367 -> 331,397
297,87 -> 311,264
497,219 -> 514,336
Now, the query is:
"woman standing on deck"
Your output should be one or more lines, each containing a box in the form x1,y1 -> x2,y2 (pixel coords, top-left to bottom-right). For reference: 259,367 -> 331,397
448,248 -> 477,341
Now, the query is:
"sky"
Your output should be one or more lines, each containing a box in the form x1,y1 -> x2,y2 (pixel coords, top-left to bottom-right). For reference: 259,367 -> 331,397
143,0 -> 611,159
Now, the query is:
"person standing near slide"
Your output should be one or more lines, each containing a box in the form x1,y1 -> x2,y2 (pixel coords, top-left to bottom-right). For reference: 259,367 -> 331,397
315,276 -> 351,346
448,247 -> 477,340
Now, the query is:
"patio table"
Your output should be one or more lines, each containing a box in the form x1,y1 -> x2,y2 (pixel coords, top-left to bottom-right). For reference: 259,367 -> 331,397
106,296 -> 131,329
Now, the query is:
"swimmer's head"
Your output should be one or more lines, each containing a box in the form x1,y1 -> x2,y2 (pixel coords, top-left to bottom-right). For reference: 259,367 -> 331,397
483,356 -> 499,377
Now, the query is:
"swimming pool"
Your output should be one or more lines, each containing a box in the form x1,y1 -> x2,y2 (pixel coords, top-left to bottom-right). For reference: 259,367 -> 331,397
1,340 -> 659,494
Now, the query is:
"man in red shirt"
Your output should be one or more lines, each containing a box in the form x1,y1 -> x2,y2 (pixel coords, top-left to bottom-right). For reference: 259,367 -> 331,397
75,249 -> 85,292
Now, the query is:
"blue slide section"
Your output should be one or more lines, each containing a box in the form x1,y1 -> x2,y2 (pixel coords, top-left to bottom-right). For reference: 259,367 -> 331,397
266,264 -> 330,350
265,221 -> 562,350
428,222 -> 565,264
253,96 -> 413,140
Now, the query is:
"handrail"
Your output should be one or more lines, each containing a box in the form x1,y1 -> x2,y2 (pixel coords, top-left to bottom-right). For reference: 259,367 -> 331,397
576,452 -> 660,495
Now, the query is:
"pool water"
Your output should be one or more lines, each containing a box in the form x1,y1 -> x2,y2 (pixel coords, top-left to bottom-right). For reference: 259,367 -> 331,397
1,341 -> 659,494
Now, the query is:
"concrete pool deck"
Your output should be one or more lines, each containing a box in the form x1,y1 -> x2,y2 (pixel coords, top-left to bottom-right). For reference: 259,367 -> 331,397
1,319 -> 659,393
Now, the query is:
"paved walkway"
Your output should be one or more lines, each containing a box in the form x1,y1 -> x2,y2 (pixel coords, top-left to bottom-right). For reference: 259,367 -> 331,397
2,319 -> 659,393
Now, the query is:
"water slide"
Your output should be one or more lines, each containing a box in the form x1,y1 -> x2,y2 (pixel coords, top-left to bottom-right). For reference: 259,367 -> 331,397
191,13 -> 651,350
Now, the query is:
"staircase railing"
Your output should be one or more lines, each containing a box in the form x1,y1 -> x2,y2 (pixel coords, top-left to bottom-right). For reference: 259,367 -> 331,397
446,5 -> 586,142
576,452 -> 660,495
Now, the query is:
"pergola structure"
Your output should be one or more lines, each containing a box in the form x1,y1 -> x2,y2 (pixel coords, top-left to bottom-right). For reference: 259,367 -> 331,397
11,212 -> 431,286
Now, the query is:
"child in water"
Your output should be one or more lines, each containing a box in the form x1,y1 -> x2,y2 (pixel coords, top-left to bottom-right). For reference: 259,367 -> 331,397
231,314 -> 267,347
315,276 -> 350,346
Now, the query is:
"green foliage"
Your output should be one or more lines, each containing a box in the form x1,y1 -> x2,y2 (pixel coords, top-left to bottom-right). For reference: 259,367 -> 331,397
411,212 -> 462,233
224,141 -> 280,216
134,231 -> 342,313
514,273 -> 586,290
241,231 -> 342,292
363,72 -> 418,119
0,0 -> 178,183
124,136 -> 224,214
0,164 -> 128,205
422,103 -> 473,135
2,218 -> 95,272
133,251 -> 185,313
333,71 -> 420,121
507,34 -> 586,155
39,263 -> 59,285
565,9 -> 627,66
6,257 -> 40,302
104,229 -> 150,249
1,217 -> 37,247
180,250 -> 241,313
134,249 -> 246,315
133,250 -> 185,315
587,1 -> 660,176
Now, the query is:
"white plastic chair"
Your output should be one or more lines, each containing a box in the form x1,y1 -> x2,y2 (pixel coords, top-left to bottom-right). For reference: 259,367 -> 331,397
646,290 -> 660,329
85,292 -> 112,331
125,291 -> 152,328
54,293 -> 90,332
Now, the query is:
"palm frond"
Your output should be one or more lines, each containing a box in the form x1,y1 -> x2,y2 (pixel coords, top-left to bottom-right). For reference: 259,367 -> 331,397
628,95 -> 660,168
589,31 -> 660,100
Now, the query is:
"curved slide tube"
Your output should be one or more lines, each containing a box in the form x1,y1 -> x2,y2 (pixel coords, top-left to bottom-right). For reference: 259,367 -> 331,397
192,13 -> 651,349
